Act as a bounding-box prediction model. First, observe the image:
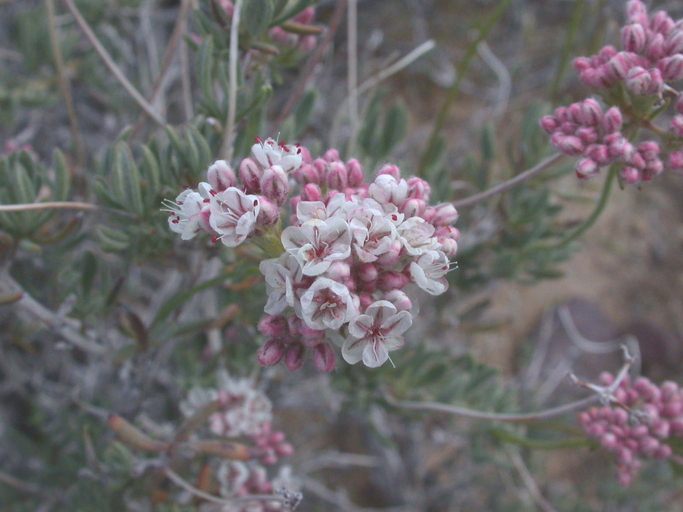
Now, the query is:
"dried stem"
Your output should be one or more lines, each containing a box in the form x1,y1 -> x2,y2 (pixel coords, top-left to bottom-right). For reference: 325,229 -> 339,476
63,0 -> 165,126
273,0 -> 347,128
507,448 -> 559,512
0,201 -> 97,212
220,0 -> 243,161
384,390 -> 598,423
452,152 -> 565,209
346,0 -> 358,155
46,0 -> 85,170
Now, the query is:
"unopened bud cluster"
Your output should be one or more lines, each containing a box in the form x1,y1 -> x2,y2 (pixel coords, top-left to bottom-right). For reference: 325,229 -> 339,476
540,0 -> 683,184
578,372 -> 683,486
165,137 -> 459,371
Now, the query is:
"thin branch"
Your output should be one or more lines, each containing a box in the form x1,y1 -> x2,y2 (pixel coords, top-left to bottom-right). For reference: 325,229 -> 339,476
452,152 -> 565,209
384,390 -> 598,423
63,0 -> 165,126
46,0 -> 85,170
0,471 -> 43,495
346,0 -> 358,154
507,448 -> 559,512
131,0 -> 193,140
273,0 -> 347,128
0,201 -> 97,212
179,3 -> 194,122
164,467 -> 288,507
220,0 -> 244,160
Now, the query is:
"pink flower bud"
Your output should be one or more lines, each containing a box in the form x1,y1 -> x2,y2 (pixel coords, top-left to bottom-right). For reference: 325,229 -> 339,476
375,163 -> 401,180
599,45 -> 618,61
439,237 -> 458,258
406,177 -> 431,200
629,151 -> 646,170
640,437 -> 660,457
665,29 -> 683,55
326,261 -> 351,282
568,102 -> 583,124
647,33 -> 666,61
676,96 -> 683,115
560,121 -> 578,135
554,106 -> 569,122
625,66 -> 652,94
384,289 -> 412,312
575,158 -> 600,179
647,68 -> 664,94
616,447 -> 633,464
294,5 -> 315,24
343,159 -> 364,188
581,99 -> 603,125
576,126 -> 599,144
323,148 -> 340,162
358,292 -> 373,311
607,52 -> 633,80
256,195 -> 280,227
431,203 -> 459,226
609,137 -> 634,161
301,183 -> 322,201
602,106 -> 623,133
671,115 -> 683,137
260,165 -> 289,206
207,160 -> 237,192
573,56 -> 592,73
294,163 -> 320,185
626,0 -> 646,18
643,158 -> 663,179
299,323 -> 323,340
586,144 -> 611,166
655,444 -> 672,459
400,198 -> 426,218
258,314 -> 288,337
659,55 -> 683,81
357,262 -> 378,282
670,419 -> 683,435
622,23 -> 647,53
326,161 -> 348,190
257,339 -> 284,366
288,315 -> 301,337
550,133 -> 584,155
651,419 -> 670,439
312,342 -> 335,372
312,158 -> 328,182
377,271 -> 408,291
239,157 -> 262,193
600,432 -> 618,449
539,115 -> 559,135
669,150 -> 683,170
284,343 -> 305,371
620,166 -> 641,184
638,141 -> 660,159
298,35 -> 317,52
651,11 -> 674,36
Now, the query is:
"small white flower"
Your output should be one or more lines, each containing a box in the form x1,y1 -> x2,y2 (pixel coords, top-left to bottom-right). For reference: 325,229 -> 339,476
368,174 -> 409,206
300,277 -> 355,330
349,211 -> 397,263
397,217 -> 440,255
342,300 -> 412,368
281,217 -> 352,276
211,372 -> 273,438
296,193 -> 357,223
162,188 -> 210,240
251,138 -> 303,173
409,249 -> 450,295
209,187 -> 260,247
259,254 -> 302,315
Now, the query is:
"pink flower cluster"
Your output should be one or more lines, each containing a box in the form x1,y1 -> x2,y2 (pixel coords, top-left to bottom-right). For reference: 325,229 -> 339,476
540,99 -> 663,182
574,1 -> 683,93
216,462 -> 300,512
165,138 -> 459,371
578,372 -> 683,486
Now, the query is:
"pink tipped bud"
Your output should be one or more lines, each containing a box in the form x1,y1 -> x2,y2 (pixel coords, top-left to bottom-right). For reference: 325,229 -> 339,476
575,158 -> 600,179
600,433 -> 618,450
576,126 -> 599,144
257,339 -> 284,366
554,106 -> 569,122
384,289 -> 412,312
312,342 -> 335,372
647,33 -> 666,61
431,203 -> 459,226
284,343 -> 305,371
670,419 -> 683,435
258,314 -> 288,337
288,315 -> 301,337
609,137 -> 634,161
651,419 -> 670,439
665,29 -> 683,55
400,198 -> 426,218
670,115 -> 683,137
647,68 -> 664,94
346,158 -> 364,187
599,45 -> 618,61
622,23 -> 647,53
620,166 -> 641,184
657,53 -> 683,82
573,56 -> 592,73
640,437 -> 660,457
312,158 -> 328,182
406,177 -> 431,200
322,148 -> 340,162
260,165 -> 289,206
207,160 -> 237,191
655,444 -> 672,459
294,5 -> 315,24
438,237 -> 458,258
669,150 -> 683,170
377,271 -> 408,291
326,261 -> 351,282
375,163 -> 401,180
539,115 -> 559,135
607,52 -> 633,80
602,106 -> 623,133
294,163 -> 320,185
643,158 -> 664,179
358,292 -> 373,311
638,141 -> 660,159
301,183 -> 322,201
586,144 -> 611,166
326,161 -> 348,190
550,133 -> 584,155
560,121 -> 578,135
357,262 -> 378,282
239,157 -> 262,193
580,99 -> 603,125
256,196 -> 280,227
625,66 -> 651,94
626,0 -> 646,19
651,11 -> 674,36
567,102 -> 583,124
298,35 -> 317,52
616,447 -> 633,464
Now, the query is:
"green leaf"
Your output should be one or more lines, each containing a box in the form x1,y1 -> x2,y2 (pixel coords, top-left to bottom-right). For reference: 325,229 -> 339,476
269,0 -> 317,27
139,144 -> 161,201
80,250 -> 98,298
381,99 -> 407,156
52,149 -> 71,201
242,0 -> 273,36
96,225 -> 130,252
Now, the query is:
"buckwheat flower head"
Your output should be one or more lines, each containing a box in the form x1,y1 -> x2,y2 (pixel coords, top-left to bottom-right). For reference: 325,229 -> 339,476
342,300 -> 412,368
